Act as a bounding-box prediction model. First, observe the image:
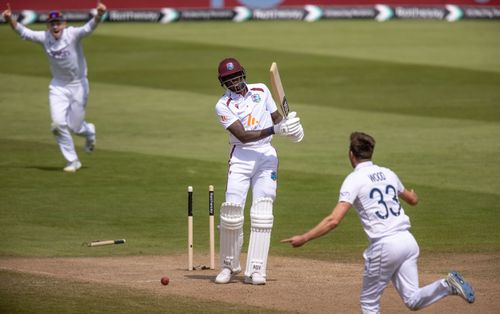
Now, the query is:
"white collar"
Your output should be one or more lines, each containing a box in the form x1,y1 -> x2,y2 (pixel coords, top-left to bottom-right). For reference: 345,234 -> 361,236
354,161 -> 373,171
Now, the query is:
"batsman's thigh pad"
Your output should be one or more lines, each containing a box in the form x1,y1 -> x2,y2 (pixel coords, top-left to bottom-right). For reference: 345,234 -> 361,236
245,198 -> 274,277
220,202 -> 244,271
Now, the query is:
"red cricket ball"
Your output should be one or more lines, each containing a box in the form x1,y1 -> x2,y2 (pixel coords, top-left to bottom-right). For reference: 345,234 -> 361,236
161,276 -> 170,286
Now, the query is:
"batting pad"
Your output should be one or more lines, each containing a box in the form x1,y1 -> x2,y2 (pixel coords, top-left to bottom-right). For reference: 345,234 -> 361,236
219,202 -> 244,272
245,197 -> 274,277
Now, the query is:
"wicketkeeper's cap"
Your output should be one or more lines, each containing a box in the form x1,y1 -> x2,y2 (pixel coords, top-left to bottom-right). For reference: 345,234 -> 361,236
48,11 -> 65,22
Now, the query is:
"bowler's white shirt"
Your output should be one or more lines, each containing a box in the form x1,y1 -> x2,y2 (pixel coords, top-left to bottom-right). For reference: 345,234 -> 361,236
215,83 -> 278,147
339,161 -> 411,241
15,19 -> 97,83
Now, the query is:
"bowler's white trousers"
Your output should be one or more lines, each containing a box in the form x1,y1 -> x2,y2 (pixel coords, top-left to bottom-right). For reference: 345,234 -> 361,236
361,230 -> 451,313
225,144 -> 278,207
49,78 -> 93,162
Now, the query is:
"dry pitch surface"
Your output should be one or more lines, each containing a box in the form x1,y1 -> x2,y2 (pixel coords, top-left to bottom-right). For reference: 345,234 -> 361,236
1,253 -> 499,313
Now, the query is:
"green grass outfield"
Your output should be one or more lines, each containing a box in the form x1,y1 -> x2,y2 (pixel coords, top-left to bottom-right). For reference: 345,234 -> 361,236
0,21 -> 499,312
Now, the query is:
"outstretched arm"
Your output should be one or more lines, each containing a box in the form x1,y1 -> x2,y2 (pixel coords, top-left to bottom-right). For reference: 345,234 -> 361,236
281,201 -> 351,247
94,0 -> 107,24
2,3 -> 17,30
75,1 -> 107,39
3,3 -> 45,43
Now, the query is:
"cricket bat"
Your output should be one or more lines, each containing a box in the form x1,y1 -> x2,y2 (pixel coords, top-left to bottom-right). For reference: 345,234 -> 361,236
87,239 -> 126,247
269,62 -> 290,117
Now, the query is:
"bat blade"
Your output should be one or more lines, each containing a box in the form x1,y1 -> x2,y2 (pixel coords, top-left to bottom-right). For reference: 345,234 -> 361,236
88,239 -> 126,247
269,62 -> 289,117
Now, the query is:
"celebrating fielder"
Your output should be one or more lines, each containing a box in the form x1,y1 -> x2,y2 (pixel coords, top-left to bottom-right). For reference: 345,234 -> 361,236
214,57 -> 303,285
282,132 -> 475,313
2,2 -> 107,172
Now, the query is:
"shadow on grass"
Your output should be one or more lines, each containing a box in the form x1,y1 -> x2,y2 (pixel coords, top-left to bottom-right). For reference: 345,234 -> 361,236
25,166 -> 63,172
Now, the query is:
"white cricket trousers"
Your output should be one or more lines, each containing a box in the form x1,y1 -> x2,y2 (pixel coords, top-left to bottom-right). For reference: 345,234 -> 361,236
360,231 -> 451,313
225,144 -> 278,207
49,78 -> 93,162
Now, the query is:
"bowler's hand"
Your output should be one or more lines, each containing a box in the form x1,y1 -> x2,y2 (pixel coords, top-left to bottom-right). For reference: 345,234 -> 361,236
281,235 -> 307,247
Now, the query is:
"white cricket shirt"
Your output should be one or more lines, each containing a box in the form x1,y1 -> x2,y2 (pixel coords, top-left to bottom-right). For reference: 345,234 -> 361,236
339,161 -> 411,241
15,19 -> 98,83
215,83 -> 278,147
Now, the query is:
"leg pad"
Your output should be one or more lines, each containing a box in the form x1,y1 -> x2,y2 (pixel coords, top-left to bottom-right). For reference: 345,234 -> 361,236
219,202 -> 244,271
245,198 -> 273,277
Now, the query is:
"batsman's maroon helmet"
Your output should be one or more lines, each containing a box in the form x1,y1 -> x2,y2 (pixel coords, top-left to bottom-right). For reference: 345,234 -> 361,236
218,58 -> 246,84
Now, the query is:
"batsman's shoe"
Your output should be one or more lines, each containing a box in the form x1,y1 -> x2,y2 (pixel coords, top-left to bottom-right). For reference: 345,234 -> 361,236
447,271 -> 475,303
215,268 -> 240,284
85,123 -> 96,153
244,273 -> 266,285
64,160 -> 82,173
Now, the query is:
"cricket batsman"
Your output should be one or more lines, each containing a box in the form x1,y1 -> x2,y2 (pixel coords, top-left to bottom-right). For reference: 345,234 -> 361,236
214,57 -> 304,285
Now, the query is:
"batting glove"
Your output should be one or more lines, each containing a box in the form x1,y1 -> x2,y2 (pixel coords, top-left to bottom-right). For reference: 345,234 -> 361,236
273,116 -> 301,136
288,124 -> 304,143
